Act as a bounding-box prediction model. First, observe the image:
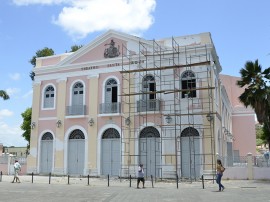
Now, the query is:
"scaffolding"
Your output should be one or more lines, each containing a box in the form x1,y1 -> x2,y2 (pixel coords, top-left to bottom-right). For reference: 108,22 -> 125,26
120,37 -> 216,181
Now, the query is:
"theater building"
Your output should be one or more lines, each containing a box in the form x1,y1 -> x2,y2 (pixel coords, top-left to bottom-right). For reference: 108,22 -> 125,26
27,30 -> 255,179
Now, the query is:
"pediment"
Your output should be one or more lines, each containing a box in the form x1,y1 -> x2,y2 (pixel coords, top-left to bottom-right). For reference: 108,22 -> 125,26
58,30 -> 152,67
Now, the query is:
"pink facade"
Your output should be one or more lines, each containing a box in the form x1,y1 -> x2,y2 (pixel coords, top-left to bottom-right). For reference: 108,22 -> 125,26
72,38 -> 127,64
232,116 -> 256,156
28,30 -> 257,179
41,56 -> 63,67
220,74 -> 256,156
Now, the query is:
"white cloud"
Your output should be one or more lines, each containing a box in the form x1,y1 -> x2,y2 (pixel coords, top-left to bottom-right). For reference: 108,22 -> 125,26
12,0 -> 70,6
6,88 -> 20,96
12,0 -> 156,39
9,73 -> 21,81
55,0 -> 156,39
0,121 -> 27,147
0,109 -> 13,119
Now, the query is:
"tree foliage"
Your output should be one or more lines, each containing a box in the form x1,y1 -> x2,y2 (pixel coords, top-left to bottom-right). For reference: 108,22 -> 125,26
256,125 -> 264,139
0,90 -> 10,100
20,108 -> 32,149
256,124 -> 266,146
69,45 -> 83,52
29,47 -> 55,66
29,45 -> 83,81
29,47 -> 55,81
237,60 -> 270,123
262,124 -> 270,145
237,59 -> 270,150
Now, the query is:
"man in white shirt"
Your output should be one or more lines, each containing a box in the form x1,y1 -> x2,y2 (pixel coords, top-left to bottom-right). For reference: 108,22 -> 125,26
11,160 -> 21,183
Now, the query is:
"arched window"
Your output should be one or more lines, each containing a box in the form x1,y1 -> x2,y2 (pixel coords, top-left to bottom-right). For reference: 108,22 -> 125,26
181,70 -> 196,98
142,75 -> 156,100
140,126 -> 160,138
181,127 -> 199,137
137,75 -> 159,112
100,78 -> 120,113
41,132 -> 53,140
44,85 -> 54,108
102,128 -> 120,139
70,82 -> 85,115
105,78 -> 118,104
69,129 -> 85,139
72,82 -> 84,106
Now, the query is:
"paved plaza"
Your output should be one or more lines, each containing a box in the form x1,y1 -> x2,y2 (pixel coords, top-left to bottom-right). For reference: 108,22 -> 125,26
0,175 -> 270,202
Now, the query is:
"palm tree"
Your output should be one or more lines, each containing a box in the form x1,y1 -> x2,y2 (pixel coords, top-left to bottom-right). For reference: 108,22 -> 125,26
237,59 -> 270,149
0,90 -> 10,100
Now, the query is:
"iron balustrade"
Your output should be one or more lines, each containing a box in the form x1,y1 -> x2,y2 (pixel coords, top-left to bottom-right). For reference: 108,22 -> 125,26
137,99 -> 161,112
99,102 -> 121,114
66,105 -> 87,115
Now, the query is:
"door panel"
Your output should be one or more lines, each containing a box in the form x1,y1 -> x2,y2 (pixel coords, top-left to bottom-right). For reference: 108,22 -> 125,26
181,136 -> 200,179
102,139 -> 120,176
139,137 -> 160,178
40,140 -> 53,174
68,139 -> 85,175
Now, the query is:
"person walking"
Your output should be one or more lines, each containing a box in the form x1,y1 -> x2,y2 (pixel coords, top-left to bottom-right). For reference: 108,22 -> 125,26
216,159 -> 225,191
137,163 -> 145,188
12,160 -> 21,183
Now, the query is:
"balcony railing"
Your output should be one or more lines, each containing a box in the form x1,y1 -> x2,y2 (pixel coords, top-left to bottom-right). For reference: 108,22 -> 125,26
66,105 -> 87,116
137,99 -> 161,112
99,102 -> 121,114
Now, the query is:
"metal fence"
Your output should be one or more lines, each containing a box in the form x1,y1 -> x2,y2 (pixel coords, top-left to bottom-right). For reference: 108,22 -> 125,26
254,155 -> 270,167
217,155 -> 269,168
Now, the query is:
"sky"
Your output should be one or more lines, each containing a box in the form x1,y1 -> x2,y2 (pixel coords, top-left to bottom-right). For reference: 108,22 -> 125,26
0,0 -> 269,147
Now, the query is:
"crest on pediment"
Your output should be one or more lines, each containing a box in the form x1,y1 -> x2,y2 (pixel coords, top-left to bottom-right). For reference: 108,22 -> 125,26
104,39 -> 120,58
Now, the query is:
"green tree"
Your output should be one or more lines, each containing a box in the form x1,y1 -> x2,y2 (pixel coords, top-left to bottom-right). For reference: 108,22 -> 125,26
237,59 -> 270,150
29,47 -> 55,81
20,108 -> 32,150
0,90 -> 9,100
69,45 -> 83,52
262,123 -> 270,148
256,124 -> 265,146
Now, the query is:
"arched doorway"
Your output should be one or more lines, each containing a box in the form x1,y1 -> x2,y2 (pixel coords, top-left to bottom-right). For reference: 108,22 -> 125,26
101,128 -> 120,176
139,126 -> 161,178
40,132 -> 53,174
68,129 -> 85,175
181,127 -> 200,179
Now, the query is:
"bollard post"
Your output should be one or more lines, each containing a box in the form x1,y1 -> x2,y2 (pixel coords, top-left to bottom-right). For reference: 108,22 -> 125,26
49,172 -> 51,184
202,175 -> 204,189
107,174 -> 109,187
0,171 -> 2,182
176,174 -> 178,189
32,172 -> 34,183
151,175 -> 154,188
68,175 -> 70,185
88,175 -> 90,186
129,175 -> 131,187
